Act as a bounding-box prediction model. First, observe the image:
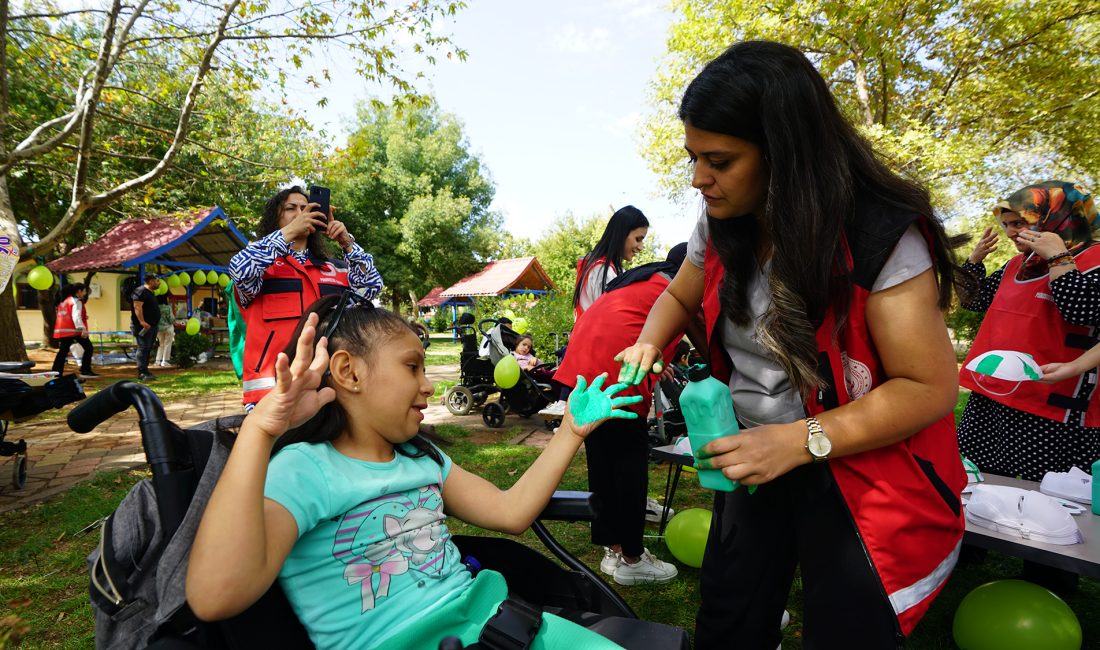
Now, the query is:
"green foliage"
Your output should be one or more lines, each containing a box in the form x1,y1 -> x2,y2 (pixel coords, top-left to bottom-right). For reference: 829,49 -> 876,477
171,331 -> 212,368
644,0 -> 1100,215
430,308 -> 452,334
327,100 -> 504,309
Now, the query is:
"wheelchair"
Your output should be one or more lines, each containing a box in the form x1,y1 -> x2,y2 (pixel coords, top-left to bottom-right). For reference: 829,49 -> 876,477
71,381 -> 689,649
1,361 -> 85,489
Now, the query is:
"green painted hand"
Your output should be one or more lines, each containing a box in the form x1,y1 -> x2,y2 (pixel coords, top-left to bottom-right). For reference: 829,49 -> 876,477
568,374 -> 644,426
617,360 -> 664,385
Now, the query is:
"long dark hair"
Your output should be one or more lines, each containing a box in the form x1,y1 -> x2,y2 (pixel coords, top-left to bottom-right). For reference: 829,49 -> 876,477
679,41 -> 965,395
572,205 -> 649,309
271,294 -> 443,465
257,186 -> 329,261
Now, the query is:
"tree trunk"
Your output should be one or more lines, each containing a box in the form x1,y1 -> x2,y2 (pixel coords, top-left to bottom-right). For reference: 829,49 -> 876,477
0,283 -> 27,361
38,287 -> 58,344
0,175 -> 27,361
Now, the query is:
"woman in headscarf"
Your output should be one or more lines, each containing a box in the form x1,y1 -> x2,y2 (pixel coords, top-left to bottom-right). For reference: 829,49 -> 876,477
958,181 -> 1100,481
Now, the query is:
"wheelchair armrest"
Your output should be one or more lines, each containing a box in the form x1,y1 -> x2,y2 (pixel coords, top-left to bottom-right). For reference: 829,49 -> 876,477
538,490 -> 597,522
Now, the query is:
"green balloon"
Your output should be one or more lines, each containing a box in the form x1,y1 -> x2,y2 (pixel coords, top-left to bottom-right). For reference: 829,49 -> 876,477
511,317 -> 529,335
193,269 -> 207,285
178,272 -> 191,287
27,265 -> 54,291
185,317 -> 201,335
207,271 -> 220,285
166,274 -> 181,289
503,309 -> 516,320
664,508 -> 711,568
154,281 -> 168,296
218,274 -> 230,288
953,580 -> 1081,650
493,354 -> 521,389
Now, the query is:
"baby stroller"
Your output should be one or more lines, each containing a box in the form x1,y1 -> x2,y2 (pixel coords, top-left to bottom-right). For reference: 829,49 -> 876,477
71,381 -> 689,649
443,313 -> 501,418
475,318 -> 558,429
0,361 -> 85,489
647,368 -> 687,449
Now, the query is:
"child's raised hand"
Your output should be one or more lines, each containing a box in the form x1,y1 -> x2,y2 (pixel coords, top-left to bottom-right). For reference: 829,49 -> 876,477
247,313 -> 336,439
563,373 -> 643,437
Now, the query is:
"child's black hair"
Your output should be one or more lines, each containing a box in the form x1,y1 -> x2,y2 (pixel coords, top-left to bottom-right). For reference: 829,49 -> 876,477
271,294 -> 443,465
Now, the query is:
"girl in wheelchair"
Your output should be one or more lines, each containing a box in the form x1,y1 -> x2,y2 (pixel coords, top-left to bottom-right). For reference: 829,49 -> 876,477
186,294 -> 640,649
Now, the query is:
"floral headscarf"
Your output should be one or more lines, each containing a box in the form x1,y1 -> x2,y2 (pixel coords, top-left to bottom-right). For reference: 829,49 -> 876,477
993,181 -> 1098,280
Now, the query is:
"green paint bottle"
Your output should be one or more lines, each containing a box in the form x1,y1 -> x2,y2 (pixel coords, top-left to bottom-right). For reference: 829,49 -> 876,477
680,363 -> 739,492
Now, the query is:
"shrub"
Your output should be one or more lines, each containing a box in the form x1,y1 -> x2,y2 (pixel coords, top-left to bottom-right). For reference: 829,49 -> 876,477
430,308 -> 451,333
171,331 -> 213,368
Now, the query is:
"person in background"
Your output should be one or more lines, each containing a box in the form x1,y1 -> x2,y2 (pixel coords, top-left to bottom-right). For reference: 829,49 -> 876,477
52,282 -> 97,378
512,335 -> 541,370
573,206 -> 649,319
957,182 -> 1100,481
556,243 -> 701,587
614,41 -> 966,647
155,295 -> 175,368
131,275 -> 162,381
229,186 -> 383,411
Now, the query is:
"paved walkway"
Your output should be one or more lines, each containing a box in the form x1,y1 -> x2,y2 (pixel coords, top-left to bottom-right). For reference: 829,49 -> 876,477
0,363 -> 549,514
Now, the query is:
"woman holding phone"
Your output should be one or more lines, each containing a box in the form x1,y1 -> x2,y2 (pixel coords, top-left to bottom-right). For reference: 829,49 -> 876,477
229,185 -> 383,411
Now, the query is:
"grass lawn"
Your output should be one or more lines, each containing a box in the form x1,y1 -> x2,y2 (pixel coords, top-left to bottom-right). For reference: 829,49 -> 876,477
2,420 -> 1097,648
426,334 -> 462,366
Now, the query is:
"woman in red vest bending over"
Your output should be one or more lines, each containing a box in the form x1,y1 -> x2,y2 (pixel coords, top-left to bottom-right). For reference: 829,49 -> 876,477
52,282 -> 96,378
958,182 -> 1099,481
615,41 -> 967,648
230,186 -> 383,410
572,206 -> 649,319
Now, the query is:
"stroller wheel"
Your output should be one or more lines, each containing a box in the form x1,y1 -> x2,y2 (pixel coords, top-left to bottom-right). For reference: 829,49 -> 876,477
482,402 -> 506,428
443,386 -> 474,416
12,453 -> 27,490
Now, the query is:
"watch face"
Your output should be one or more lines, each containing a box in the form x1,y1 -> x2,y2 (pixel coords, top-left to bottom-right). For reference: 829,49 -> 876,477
808,434 -> 832,458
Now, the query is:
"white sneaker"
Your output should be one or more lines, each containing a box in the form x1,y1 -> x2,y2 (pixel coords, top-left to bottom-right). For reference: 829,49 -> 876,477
538,400 -> 567,417
1040,466 -> 1092,504
612,549 -> 678,585
645,497 -> 674,523
599,547 -> 621,575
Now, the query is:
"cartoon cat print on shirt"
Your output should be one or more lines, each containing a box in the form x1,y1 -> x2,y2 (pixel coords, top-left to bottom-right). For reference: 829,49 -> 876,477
331,484 -> 452,612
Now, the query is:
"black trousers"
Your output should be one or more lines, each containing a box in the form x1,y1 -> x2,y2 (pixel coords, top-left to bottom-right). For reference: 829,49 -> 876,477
694,463 -> 903,650
134,328 -> 157,375
583,417 -> 648,558
52,336 -> 93,374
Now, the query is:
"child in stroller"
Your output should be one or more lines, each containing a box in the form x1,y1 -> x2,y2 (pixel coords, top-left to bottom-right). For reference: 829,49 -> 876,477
444,315 -> 559,428
186,296 -> 647,648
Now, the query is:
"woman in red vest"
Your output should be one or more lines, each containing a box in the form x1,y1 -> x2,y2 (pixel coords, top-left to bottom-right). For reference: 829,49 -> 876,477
52,282 -> 96,377
615,41 -> 966,648
572,206 -> 649,319
229,186 -> 383,410
958,182 -> 1099,481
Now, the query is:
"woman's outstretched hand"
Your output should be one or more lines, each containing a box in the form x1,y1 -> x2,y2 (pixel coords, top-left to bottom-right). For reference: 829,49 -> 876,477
1017,229 -> 1068,260
247,313 -> 336,439
614,343 -> 665,385
562,373 -> 643,438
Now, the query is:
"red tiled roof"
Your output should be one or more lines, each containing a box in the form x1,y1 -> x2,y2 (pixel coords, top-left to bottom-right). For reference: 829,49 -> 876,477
417,286 -> 447,307
440,257 -> 557,298
47,207 -> 247,273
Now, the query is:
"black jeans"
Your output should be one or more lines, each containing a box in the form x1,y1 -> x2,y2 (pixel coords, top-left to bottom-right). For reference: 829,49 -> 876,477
52,336 -> 93,374
694,463 -> 903,650
583,417 -> 648,558
134,327 -> 157,375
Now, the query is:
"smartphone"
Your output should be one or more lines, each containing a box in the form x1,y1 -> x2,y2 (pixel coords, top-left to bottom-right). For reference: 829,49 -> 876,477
308,185 -> 331,223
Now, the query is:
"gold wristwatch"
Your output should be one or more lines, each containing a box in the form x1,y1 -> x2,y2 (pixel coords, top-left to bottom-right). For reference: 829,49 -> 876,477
805,417 -> 832,462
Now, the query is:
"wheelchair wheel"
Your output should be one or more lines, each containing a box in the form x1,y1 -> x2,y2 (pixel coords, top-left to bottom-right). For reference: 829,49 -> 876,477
444,386 -> 474,416
12,453 -> 26,490
483,402 -> 506,428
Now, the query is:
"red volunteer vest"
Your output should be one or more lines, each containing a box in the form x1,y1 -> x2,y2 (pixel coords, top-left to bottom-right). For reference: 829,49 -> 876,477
240,255 -> 349,406
701,212 -> 964,636
960,246 -> 1100,427
54,296 -> 81,338
555,272 -> 680,417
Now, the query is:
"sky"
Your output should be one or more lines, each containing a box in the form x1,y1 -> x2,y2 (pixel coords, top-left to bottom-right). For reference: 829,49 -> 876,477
292,0 -> 701,252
